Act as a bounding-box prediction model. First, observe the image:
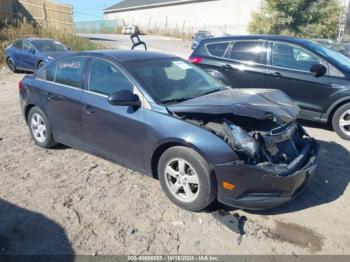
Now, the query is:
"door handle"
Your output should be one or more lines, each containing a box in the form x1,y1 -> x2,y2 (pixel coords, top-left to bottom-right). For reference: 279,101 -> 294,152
221,64 -> 232,70
271,72 -> 283,78
85,105 -> 95,114
47,92 -> 59,101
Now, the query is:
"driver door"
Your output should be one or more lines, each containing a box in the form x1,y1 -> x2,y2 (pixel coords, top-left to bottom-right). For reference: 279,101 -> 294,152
264,41 -> 333,120
22,40 -> 36,70
81,58 -> 146,170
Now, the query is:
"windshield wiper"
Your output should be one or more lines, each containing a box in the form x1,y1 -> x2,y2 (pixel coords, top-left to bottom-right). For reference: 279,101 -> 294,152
162,98 -> 191,104
198,88 -> 223,97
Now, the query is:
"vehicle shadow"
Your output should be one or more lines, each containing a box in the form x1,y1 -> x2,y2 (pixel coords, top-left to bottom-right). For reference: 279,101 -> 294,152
0,199 -> 74,256
298,119 -> 333,131
249,139 -> 350,215
85,36 -> 116,42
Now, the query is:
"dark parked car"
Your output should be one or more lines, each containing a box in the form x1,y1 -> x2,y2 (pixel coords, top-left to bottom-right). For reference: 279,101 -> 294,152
331,42 -> 350,58
19,50 -> 318,211
5,38 -> 70,72
191,31 -> 212,50
189,35 -> 350,140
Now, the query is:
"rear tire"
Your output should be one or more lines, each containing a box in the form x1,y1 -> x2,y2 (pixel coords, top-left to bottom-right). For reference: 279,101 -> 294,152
332,103 -> 350,140
28,106 -> 56,148
158,146 -> 216,212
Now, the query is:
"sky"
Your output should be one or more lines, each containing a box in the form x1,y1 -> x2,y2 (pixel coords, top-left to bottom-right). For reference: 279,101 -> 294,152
57,0 -> 121,22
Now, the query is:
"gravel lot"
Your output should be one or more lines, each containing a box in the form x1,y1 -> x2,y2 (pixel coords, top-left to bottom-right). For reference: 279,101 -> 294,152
0,61 -> 350,255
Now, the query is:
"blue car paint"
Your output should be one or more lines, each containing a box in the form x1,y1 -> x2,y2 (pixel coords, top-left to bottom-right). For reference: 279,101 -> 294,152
5,38 -> 70,72
19,50 -> 319,210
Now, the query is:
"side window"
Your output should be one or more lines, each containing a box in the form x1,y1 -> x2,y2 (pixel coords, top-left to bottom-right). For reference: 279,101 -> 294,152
88,59 -> 134,95
55,57 -> 87,88
206,42 -> 230,57
271,42 -> 321,72
14,40 -> 23,50
23,41 -> 32,51
226,41 -> 265,64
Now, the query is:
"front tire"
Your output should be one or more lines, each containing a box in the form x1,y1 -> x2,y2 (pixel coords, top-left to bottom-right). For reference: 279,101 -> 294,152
332,103 -> 350,140
28,106 -> 56,148
38,61 -> 45,69
6,57 -> 17,73
158,146 -> 216,212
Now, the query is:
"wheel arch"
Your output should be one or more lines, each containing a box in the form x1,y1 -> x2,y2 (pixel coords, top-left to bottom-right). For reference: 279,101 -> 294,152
204,68 -> 230,85
24,104 -> 38,123
37,60 -> 44,68
150,140 -> 213,179
326,97 -> 350,123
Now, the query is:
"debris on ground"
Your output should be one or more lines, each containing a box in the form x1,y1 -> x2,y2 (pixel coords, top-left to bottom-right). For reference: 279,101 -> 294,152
212,210 -> 247,236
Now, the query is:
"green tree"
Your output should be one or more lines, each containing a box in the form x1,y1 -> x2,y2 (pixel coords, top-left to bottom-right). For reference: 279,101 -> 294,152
249,0 -> 344,39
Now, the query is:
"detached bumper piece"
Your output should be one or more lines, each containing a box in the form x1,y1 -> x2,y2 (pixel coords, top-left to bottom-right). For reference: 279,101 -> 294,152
214,129 -> 319,210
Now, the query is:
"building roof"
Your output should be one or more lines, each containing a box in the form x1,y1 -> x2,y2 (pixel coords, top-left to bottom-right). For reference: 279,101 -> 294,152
103,0 -> 205,13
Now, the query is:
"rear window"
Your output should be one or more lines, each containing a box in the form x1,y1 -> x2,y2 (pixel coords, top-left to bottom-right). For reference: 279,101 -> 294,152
226,41 -> 265,64
206,42 -> 230,57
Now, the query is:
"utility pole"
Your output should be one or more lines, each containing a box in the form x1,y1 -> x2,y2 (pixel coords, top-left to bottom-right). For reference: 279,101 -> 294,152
338,0 -> 350,43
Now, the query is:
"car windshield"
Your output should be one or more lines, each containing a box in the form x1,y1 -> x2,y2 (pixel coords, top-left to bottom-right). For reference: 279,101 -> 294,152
309,42 -> 350,71
128,59 -> 226,104
31,40 -> 68,52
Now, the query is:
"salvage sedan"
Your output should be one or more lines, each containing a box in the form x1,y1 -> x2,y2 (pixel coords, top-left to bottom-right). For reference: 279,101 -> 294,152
19,50 -> 319,211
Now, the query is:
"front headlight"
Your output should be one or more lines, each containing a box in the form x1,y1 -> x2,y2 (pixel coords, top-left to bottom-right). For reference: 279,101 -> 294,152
224,123 -> 259,158
47,56 -> 54,60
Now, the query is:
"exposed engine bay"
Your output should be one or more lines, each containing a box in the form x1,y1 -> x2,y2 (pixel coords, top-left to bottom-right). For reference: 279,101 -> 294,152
165,88 -> 315,175
175,113 -> 312,173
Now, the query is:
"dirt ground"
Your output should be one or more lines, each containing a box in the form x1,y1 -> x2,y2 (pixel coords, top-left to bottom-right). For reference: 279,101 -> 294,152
0,67 -> 350,255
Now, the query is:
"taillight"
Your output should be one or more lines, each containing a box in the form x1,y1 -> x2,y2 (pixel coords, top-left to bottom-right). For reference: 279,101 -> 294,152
18,80 -> 23,90
188,56 -> 203,64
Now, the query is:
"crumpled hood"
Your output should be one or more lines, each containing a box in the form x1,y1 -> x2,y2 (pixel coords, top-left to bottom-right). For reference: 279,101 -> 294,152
167,88 -> 300,124
44,51 -> 72,59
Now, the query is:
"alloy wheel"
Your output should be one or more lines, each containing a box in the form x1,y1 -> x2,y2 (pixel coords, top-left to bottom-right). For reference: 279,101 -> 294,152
164,158 -> 200,203
30,113 -> 47,143
339,109 -> 350,136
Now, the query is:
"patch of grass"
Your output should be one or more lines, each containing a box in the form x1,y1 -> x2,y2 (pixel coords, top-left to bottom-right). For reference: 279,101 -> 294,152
0,20 -> 104,65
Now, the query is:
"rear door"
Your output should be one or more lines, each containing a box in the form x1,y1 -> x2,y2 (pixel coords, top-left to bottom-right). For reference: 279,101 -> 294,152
200,40 -> 267,88
222,40 -> 267,88
264,41 -> 333,119
38,56 -> 87,145
81,57 -> 146,169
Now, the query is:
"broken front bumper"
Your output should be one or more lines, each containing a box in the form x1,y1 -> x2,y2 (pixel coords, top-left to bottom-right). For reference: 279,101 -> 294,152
214,138 -> 319,210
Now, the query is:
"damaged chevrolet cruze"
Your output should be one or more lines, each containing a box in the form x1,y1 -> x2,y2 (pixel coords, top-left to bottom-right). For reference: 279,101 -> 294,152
19,50 -> 319,211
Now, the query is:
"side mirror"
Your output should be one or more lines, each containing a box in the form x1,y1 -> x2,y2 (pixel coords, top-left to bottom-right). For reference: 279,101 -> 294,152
108,90 -> 141,107
29,48 -> 35,54
310,64 -> 327,78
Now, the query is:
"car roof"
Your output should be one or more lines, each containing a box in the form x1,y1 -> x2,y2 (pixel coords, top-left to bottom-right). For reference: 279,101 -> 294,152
20,38 -> 56,41
73,50 -> 179,62
201,34 -> 314,45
